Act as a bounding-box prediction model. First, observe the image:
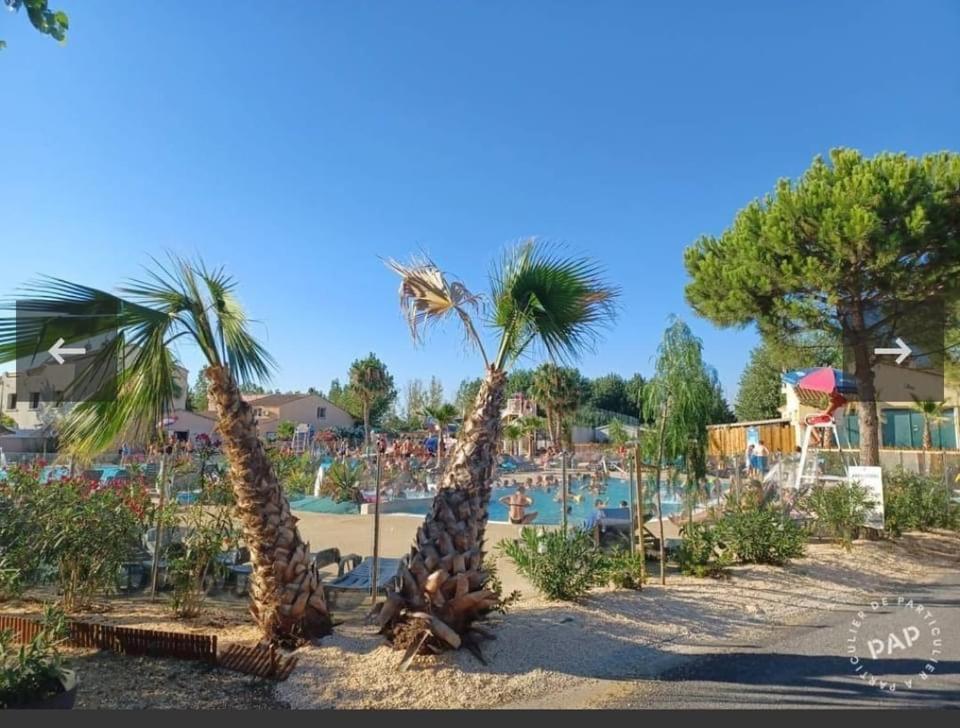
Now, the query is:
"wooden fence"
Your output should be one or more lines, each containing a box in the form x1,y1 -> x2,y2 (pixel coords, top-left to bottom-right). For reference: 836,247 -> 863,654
707,419 -> 796,458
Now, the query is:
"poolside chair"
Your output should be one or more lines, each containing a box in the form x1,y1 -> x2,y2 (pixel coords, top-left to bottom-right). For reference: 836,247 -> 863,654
323,556 -> 402,608
227,548 -> 362,597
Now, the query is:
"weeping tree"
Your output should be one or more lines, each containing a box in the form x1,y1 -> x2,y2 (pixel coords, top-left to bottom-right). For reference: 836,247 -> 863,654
380,240 -> 618,655
643,317 -> 714,585
0,259 -> 332,645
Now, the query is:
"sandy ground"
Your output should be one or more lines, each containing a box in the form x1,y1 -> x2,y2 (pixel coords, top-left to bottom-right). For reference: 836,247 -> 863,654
3,510 -> 956,710
279,530 -> 960,710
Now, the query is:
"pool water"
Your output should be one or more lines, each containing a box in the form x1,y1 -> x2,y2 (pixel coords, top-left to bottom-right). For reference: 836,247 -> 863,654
288,477 -> 696,525
400,479 -> 687,525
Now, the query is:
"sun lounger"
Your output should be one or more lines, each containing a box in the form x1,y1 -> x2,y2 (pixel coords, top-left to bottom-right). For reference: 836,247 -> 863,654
323,556 -> 401,606
227,548 -> 361,597
599,507 -> 631,529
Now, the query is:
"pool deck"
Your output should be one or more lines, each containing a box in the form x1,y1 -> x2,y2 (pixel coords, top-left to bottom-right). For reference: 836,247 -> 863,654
292,510 -> 533,595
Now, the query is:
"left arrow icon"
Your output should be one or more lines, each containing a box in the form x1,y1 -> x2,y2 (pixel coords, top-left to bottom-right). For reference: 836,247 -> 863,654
48,337 -> 86,365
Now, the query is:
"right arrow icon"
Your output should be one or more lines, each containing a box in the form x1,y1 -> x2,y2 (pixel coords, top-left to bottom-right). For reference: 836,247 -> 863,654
874,337 -> 912,365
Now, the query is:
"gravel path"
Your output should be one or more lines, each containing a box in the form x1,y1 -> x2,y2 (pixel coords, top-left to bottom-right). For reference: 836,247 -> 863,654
68,650 -> 287,709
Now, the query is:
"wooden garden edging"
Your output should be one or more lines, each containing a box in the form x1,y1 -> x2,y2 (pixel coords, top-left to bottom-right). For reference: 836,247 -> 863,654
0,614 -> 296,680
218,643 -> 298,681
0,613 -> 217,663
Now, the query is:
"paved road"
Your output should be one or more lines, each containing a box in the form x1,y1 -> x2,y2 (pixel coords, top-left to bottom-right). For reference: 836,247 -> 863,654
599,573 -> 960,709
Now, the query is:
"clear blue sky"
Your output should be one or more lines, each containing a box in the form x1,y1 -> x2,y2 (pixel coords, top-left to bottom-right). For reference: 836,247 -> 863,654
2,0 -> 958,404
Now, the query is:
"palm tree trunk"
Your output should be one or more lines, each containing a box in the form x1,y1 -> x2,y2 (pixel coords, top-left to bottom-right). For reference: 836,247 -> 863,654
206,366 -> 332,645
376,366 -> 507,652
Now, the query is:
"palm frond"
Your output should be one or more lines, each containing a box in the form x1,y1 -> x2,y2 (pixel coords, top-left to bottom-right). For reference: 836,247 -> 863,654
385,255 -> 488,365
490,240 -> 619,369
198,263 -> 276,386
1,256 -> 273,457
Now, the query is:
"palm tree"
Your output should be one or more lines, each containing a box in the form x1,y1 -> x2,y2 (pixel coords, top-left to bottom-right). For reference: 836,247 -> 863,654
422,402 -> 458,461
0,259 -> 331,644
502,420 -> 524,456
517,414 -> 546,457
382,240 -> 617,653
911,396 -> 948,474
531,363 -> 583,447
348,354 -> 395,449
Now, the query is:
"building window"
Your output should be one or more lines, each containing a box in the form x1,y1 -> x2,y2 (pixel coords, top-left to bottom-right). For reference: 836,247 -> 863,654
5,394 -> 15,410
317,406 -> 326,419
29,393 -> 41,410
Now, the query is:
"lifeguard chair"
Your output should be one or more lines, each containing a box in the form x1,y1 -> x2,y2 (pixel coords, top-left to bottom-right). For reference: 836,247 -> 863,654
782,368 -> 858,489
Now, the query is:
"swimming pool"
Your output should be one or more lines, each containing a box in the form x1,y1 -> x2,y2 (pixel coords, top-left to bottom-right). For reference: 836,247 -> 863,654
289,477 -> 693,525
400,480 -> 686,525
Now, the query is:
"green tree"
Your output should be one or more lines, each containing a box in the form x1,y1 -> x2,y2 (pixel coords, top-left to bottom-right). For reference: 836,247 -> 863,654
423,402 -> 458,460
734,344 -> 783,422
348,353 -> 396,447
502,420 -> 524,456
625,373 -> 646,420
275,420 -> 296,442
1,0 -> 67,50
0,413 -> 15,430
383,240 -> 617,650
587,373 -> 629,413
706,369 -> 735,424
187,366 -> 209,412
427,376 -> 445,410
911,396 -> 948,474
531,363 -> 584,447
0,259 -> 331,643
644,317 -> 715,584
605,419 -> 630,448
402,378 -> 427,427
505,368 -> 535,397
686,149 -> 960,466
454,377 -> 483,416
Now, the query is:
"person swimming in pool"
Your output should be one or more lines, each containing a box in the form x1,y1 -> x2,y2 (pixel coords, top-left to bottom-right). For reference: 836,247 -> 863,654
499,485 -> 538,525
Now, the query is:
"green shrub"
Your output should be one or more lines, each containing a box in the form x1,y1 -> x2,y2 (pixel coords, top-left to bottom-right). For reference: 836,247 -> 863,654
499,528 -> 606,601
677,522 -> 729,577
484,560 -> 522,613
0,558 -> 23,602
168,503 -> 238,618
884,470 -> 959,535
267,448 -> 318,497
0,604 -> 68,708
714,508 -> 805,565
319,461 -> 365,504
602,547 -> 646,589
802,482 -> 875,549
0,466 -> 151,609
